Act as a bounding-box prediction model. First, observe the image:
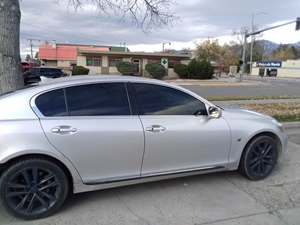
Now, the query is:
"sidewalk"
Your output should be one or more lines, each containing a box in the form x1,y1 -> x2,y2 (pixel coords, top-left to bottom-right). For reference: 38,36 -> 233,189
212,98 -> 300,107
166,78 -> 265,87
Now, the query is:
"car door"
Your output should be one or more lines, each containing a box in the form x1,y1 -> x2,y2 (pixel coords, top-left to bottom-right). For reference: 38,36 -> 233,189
35,82 -> 144,184
131,82 -> 231,175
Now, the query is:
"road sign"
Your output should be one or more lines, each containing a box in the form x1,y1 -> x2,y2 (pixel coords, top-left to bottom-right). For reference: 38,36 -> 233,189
256,61 -> 282,68
161,58 -> 168,69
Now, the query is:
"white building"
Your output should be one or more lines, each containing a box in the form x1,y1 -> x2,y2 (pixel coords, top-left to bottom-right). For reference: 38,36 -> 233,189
251,59 -> 300,78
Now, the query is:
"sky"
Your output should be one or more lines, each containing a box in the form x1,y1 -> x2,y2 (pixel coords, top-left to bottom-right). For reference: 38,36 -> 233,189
20,0 -> 300,57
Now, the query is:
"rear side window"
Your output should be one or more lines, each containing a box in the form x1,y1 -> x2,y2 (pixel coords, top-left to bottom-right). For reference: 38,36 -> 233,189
65,83 -> 131,116
35,89 -> 67,117
133,83 -> 207,116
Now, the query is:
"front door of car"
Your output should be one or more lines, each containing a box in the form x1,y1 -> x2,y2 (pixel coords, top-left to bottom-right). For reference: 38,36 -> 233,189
36,83 -> 144,184
131,83 -> 231,175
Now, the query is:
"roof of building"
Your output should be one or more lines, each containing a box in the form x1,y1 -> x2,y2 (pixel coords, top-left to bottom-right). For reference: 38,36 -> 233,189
78,49 -> 191,58
39,43 -> 129,61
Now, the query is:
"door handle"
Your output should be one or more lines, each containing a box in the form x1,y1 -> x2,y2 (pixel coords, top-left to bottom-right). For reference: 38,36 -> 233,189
51,126 -> 77,135
146,125 -> 166,133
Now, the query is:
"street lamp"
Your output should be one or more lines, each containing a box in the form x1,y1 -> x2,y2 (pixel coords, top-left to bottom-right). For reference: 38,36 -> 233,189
162,42 -> 171,52
250,12 -> 267,75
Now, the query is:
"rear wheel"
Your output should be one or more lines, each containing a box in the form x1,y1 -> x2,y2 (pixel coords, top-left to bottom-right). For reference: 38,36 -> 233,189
0,158 -> 69,220
239,135 -> 279,180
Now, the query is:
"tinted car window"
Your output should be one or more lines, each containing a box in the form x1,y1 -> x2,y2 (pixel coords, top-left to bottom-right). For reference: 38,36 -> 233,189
134,83 -> 207,116
66,83 -> 130,116
35,89 -> 67,117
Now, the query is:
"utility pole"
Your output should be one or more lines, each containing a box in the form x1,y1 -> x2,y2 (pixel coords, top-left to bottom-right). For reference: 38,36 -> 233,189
241,32 -> 248,82
27,38 -> 41,61
28,39 -> 34,59
162,42 -> 171,52
250,12 -> 267,75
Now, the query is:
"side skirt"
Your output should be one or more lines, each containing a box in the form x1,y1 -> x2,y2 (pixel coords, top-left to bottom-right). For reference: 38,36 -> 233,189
73,165 -> 226,193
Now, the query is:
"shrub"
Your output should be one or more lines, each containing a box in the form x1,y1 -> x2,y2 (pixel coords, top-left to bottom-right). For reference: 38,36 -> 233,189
116,61 -> 136,75
174,64 -> 189,79
187,59 -> 214,79
72,66 -> 89,75
145,63 -> 166,80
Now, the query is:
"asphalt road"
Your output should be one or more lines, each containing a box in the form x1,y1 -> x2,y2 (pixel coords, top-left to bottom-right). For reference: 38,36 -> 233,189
184,77 -> 300,98
1,131 -> 300,225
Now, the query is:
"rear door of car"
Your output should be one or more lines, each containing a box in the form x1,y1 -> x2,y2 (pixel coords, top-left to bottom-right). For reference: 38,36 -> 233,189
35,82 -> 145,184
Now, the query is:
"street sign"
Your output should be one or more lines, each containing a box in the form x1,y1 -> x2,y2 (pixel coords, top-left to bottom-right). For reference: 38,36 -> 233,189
296,17 -> 300,31
161,58 -> 168,69
256,61 -> 282,68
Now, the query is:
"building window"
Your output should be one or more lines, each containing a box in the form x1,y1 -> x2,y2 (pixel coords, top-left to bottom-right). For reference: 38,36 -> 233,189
109,57 -> 122,67
86,56 -> 102,67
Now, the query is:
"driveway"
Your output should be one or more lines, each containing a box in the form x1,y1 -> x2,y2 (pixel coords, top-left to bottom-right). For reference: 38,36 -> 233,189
1,135 -> 300,225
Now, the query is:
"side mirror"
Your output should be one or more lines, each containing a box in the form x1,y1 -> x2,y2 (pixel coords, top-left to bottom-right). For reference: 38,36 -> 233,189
208,106 -> 222,119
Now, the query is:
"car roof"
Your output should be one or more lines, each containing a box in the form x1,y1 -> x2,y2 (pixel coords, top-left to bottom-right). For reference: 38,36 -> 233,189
5,75 -> 166,96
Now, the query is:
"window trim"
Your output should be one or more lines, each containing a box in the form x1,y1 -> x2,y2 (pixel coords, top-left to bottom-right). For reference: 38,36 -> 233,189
129,82 -> 208,116
30,82 -> 134,118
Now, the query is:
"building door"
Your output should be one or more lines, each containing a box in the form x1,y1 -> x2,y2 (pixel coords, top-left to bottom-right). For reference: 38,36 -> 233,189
259,68 -> 265,77
132,59 -> 141,76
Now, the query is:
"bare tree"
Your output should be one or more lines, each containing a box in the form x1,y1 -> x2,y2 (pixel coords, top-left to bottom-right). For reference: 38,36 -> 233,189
0,0 -> 175,94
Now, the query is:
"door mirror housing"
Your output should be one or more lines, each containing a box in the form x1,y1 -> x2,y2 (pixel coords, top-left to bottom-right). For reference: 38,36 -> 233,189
208,106 -> 222,119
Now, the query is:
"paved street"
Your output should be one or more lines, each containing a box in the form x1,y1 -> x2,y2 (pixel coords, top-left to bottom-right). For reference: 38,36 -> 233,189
0,130 -> 300,225
183,77 -> 300,98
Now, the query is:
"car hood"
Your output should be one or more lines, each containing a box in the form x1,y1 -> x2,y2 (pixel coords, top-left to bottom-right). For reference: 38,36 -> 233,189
221,108 -> 274,121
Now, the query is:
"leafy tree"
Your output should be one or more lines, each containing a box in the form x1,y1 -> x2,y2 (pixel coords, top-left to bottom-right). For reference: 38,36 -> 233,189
25,54 -> 31,62
116,62 -> 136,75
72,66 -> 90,75
271,45 -> 298,61
174,64 -> 188,78
0,0 -> 175,94
187,59 -> 214,80
195,40 -> 223,62
145,63 -> 166,79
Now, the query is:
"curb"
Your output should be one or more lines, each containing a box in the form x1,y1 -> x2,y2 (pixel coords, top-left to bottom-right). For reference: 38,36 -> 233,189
283,122 -> 300,130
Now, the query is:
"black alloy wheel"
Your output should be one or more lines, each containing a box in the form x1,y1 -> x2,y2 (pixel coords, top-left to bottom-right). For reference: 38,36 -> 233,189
240,135 -> 279,180
0,158 -> 69,220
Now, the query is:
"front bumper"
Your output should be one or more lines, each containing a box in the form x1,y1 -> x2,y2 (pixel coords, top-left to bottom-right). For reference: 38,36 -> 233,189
279,132 -> 289,162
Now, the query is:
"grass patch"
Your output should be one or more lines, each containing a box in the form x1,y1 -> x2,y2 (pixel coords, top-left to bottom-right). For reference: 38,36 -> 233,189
208,96 -> 300,102
240,103 -> 300,122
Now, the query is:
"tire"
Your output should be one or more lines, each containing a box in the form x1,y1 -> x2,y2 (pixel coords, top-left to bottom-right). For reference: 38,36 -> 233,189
239,135 -> 279,180
0,158 -> 69,220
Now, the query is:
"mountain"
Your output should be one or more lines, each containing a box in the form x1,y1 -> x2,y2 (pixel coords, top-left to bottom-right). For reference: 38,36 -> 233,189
254,40 -> 300,56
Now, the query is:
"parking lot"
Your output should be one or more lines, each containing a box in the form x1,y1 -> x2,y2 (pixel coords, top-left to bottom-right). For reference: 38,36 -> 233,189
0,130 -> 299,225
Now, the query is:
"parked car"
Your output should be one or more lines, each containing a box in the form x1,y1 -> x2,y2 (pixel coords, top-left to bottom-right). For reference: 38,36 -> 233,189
21,62 -> 40,73
0,76 -> 287,219
23,67 -> 67,85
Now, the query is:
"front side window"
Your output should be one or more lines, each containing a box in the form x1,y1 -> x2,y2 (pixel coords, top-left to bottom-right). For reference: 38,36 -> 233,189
86,57 -> 102,67
133,83 -> 207,116
35,89 -> 67,117
65,83 -> 130,116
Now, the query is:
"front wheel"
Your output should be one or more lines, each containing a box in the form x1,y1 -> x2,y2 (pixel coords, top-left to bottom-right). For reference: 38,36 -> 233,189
0,158 -> 69,220
239,135 -> 279,180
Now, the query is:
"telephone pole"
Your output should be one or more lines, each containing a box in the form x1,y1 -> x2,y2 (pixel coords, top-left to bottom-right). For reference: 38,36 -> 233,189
27,38 -> 41,60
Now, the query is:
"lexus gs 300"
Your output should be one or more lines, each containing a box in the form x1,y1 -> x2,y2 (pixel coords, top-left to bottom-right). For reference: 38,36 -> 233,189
0,76 -> 287,219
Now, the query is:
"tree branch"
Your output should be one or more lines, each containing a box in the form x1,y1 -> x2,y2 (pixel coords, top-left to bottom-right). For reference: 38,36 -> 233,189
68,0 -> 176,30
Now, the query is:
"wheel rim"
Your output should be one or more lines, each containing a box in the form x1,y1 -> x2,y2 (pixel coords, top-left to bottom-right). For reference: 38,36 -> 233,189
5,167 -> 61,216
247,139 -> 277,177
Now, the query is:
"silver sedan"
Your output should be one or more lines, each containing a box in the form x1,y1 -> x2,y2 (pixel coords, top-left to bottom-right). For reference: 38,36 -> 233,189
0,76 -> 288,219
